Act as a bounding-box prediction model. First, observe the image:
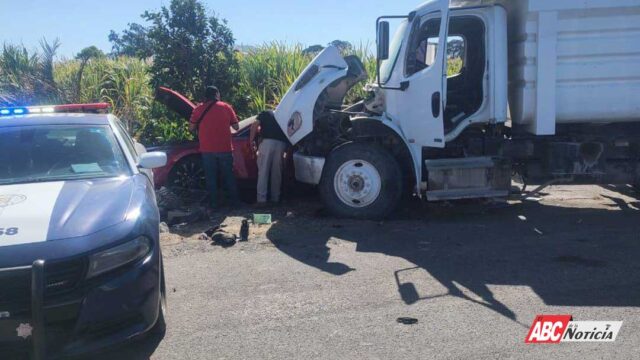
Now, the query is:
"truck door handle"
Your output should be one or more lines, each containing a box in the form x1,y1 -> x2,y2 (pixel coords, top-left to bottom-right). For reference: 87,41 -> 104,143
432,92 -> 441,118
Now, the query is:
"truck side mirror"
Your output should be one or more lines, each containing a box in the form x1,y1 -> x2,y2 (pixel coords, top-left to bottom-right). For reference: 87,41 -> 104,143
377,21 -> 390,61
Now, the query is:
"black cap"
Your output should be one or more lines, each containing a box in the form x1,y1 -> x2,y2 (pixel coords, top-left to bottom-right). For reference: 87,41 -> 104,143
205,86 -> 220,101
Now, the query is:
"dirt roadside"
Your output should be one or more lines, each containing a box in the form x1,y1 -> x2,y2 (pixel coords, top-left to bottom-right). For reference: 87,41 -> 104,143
160,184 -> 639,254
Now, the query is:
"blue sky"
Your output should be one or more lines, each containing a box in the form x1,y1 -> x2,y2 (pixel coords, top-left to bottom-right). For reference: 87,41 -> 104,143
1,0 -> 422,58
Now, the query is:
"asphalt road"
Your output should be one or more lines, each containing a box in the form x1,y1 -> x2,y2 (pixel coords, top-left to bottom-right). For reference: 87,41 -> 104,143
96,185 -> 640,359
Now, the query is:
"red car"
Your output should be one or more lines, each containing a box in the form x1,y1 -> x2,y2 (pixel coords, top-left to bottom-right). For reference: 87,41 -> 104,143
150,87 -> 259,190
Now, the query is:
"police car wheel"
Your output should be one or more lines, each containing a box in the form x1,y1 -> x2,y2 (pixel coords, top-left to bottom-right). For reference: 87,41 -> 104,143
151,265 -> 167,335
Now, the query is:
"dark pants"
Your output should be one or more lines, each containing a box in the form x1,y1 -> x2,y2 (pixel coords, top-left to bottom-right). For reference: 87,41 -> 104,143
201,152 -> 239,208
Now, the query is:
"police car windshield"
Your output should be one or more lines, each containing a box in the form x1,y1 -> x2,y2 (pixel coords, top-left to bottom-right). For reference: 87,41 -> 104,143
0,125 -> 131,185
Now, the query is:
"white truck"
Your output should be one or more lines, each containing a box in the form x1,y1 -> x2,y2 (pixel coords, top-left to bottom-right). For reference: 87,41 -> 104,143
274,0 -> 640,219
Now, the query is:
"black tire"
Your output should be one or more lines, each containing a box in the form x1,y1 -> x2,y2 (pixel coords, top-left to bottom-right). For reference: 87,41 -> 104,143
319,142 -> 402,220
168,156 -> 206,190
151,264 -> 167,335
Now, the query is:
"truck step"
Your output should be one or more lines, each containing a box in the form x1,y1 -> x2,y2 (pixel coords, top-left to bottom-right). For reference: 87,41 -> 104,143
425,157 -> 511,201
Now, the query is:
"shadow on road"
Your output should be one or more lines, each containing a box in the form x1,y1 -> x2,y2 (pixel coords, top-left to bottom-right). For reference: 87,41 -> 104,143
266,192 -> 640,323
76,331 -> 165,360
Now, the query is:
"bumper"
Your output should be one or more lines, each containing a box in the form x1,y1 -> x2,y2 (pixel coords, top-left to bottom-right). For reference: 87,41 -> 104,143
0,250 -> 160,359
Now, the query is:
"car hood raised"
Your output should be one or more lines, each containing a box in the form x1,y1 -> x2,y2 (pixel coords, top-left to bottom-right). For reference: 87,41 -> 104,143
153,86 -> 257,139
155,86 -> 196,120
0,177 -> 134,246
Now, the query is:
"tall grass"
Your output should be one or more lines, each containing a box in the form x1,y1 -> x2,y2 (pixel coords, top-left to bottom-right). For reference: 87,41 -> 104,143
237,42 -> 377,116
238,42 -> 310,114
54,56 -> 153,133
3,41 -> 430,144
0,40 -> 60,106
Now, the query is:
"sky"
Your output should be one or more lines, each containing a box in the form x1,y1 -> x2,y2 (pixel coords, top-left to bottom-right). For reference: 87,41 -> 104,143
1,0 -> 423,58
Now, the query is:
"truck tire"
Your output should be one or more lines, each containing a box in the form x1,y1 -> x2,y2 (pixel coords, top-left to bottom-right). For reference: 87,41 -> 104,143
320,143 -> 402,219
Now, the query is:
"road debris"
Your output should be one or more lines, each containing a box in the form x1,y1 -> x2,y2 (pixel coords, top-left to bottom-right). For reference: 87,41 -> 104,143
211,230 -> 237,248
240,219 -> 249,242
253,213 -> 272,224
167,207 -> 206,226
396,317 -> 418,325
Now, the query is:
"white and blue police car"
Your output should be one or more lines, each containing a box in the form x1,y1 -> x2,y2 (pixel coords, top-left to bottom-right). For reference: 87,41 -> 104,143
0,104 -> 167,359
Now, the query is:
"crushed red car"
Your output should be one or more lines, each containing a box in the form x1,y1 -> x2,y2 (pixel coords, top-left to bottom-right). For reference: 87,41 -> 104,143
150,87 -> 259,190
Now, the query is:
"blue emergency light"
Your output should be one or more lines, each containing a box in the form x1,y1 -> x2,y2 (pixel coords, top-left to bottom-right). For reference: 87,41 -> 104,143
0,107 -> 30,116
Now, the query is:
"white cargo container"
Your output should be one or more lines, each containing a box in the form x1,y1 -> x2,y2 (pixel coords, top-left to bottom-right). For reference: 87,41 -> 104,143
275,0 -> 640,219
501,0 -> 640,134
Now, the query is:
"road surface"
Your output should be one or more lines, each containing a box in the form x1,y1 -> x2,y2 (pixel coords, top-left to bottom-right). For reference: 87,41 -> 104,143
96,185 -> 640,359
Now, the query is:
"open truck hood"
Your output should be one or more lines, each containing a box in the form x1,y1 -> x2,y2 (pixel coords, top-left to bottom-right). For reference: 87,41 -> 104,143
274,46 -> 367,145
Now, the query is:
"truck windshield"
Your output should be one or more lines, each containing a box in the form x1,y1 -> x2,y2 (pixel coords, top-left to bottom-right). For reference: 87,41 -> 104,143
379,20 -> 408,84
0,125 -> 131,185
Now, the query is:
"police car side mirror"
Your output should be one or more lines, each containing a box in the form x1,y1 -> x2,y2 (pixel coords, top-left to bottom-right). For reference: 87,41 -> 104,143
138,152 -> 167,169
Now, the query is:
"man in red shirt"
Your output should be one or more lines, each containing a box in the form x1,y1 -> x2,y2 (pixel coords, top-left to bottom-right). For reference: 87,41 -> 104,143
189,86 -> 240,209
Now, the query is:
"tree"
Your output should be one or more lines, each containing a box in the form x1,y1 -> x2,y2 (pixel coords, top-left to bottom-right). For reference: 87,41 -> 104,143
74,46 -> 105,102
108,23 -> 153,58
110,0 -> 239,102
302,44 -> 324,55
329,40 -> 353,54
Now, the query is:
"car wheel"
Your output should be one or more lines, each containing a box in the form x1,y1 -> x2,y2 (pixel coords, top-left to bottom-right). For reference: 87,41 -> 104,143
151,264 -> 167,335
168,156 -> 206,190
319,142 -> 402,220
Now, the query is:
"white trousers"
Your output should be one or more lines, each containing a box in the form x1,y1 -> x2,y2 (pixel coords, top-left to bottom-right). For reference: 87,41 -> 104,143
257,139 -> 287,203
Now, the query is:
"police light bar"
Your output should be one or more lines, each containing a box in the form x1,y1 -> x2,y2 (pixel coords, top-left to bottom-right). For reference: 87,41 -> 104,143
0,103 -> 111,116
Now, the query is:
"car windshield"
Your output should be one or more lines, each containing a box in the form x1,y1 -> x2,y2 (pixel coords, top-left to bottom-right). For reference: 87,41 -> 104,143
0,125 -> 130,185
379,20 -> 408,84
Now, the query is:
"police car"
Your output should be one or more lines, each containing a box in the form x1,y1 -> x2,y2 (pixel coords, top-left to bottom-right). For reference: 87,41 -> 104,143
0,104 -> 167,359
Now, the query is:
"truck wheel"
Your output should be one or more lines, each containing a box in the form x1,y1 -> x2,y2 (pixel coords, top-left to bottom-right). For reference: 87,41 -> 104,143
320,143 -> 402,219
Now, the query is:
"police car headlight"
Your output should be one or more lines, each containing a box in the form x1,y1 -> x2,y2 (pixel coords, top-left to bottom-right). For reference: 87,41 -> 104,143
87,236 -> 152,278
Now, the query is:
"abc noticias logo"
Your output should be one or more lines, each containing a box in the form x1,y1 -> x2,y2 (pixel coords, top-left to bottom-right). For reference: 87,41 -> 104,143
525,315 -> 623,343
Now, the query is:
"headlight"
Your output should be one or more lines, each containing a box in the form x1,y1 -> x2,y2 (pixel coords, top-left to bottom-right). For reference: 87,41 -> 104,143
87,236 -> 152,278
287,112 -> 302,137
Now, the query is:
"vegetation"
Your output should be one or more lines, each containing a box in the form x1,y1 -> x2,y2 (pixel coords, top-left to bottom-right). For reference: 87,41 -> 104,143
0,0 -> 462,146
109,0 -> 239,104
1,41 -> 377,144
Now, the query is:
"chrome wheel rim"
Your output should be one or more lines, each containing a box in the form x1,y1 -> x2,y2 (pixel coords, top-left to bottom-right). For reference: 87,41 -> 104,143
334,160 -> 382,208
